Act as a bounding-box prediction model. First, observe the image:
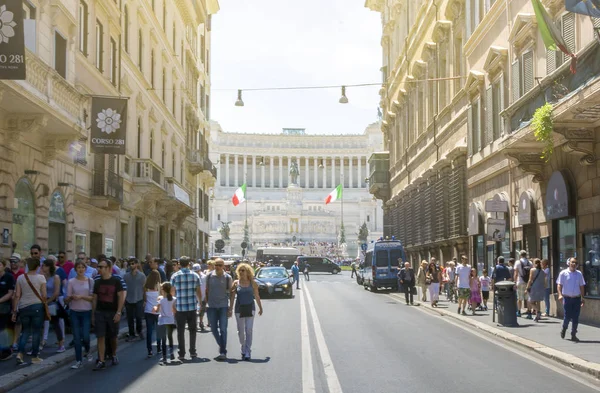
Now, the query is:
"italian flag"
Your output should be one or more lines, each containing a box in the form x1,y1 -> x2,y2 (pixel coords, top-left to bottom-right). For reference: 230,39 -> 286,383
232,183 -> 246,206
531,0 -> 577,73
325,184 -> 342,204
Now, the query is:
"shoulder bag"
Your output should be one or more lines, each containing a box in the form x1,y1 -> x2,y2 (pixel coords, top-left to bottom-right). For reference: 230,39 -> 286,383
24,275 -> 51,321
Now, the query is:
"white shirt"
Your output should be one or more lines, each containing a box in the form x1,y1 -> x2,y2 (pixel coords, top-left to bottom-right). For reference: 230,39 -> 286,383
556,269 -> 585,297
158,296 -> 176,325
514,258 -> 531,284
456,265 -> 471,289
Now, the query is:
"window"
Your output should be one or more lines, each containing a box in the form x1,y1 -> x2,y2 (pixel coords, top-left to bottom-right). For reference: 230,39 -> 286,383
511,50 -> 534,103
95,20 -> 103,71
162,1 -> 166,29
138,29 -> 143,71
375,250 -> 389,267
78,1 -> 88,55
180,159 -> 183,181
546,13 -> 577,74
54,31 -> 67,78
198,189 -> 204,218
123,6 -> 129,53
23,2 -> 36,53
453,36 -> 464,95
150,132 -> 154,160
172,153 -> 175,177
217,214 -> 220,221
110,38 -> 117,86
162,68 -> 166,102
468,99 -> 481,155
367,215 -> 370,222
137,119 -> 142,158
172,23 -> 176,52
484,78 -> 504,145
172,86 -> 176,114
150,50 -> 155,88
161,142 -> 165,167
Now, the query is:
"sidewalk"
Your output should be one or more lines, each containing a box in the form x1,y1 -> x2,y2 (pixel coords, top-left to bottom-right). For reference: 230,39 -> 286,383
391,292 -> 600,379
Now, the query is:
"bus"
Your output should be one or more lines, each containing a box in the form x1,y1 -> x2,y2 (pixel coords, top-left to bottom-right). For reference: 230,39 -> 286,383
255,247 -> 302,268
359,239 -> 406,291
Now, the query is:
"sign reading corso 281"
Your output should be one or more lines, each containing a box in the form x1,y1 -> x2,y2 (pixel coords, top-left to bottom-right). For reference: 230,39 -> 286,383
90,97 -> 128,155
0,0 -> 26,80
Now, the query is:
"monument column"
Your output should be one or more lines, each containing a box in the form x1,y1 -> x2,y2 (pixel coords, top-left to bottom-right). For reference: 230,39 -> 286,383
331,157 -> 336,187
252,155 -> 256,187
225,153 -> 230,187
340,156 -> 345,188
269,156 -> 273,188
365,156 -> 370,187
349,156 -> 353,188
357,156 -> 362,188
234,154 -> 239,186
279,156 -> 283,188
313,157 -> 318,188
242,154 -> 247,184
322,157 -> 327,189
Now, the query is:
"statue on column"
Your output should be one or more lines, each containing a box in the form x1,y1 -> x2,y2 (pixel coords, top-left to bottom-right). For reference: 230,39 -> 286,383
218,221 -> 231,240
289,159 -> 300,185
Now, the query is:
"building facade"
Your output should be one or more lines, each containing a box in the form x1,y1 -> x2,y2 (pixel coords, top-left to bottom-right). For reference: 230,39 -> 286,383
209,122 -> 384,257
367,0 -> 600,323
0,0 -> 218,260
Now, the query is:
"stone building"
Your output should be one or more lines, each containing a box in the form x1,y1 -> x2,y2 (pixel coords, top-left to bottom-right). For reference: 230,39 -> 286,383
209,122 -> 384,257
367,0 -> 600,323
0,0 -> 218,260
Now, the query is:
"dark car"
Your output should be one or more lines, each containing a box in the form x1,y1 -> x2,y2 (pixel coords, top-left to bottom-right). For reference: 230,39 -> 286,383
255,267 -> 293,298
297,256 -> 341,274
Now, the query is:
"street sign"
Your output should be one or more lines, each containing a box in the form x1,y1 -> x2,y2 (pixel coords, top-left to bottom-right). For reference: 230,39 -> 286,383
241,241 -> 247,249
215,239 -> 225,251
485,199 -> 508,213
292,236 -> 297,242
361,243 -> 367,251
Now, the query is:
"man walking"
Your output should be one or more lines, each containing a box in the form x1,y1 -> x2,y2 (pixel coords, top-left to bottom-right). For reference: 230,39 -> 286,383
303,262 -> 311,281
92,259 -> 125,370
398,262 -> 415,305
291,260 -> 300,289
170,257 -> 202,361
557,257 -> 586,342
205,258 -> 233,360
445,260 -> 457,303
514,250 -> 532,318
123,258 -> 146,341
351,261 -> 357,278
455,256 -> 471,315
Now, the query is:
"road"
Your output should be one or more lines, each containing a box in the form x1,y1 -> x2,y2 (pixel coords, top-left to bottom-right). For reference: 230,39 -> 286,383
12,273 -> 600,393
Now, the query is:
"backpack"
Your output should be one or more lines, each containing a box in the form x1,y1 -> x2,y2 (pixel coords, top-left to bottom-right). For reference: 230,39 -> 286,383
206,271 -> 231,302
520,260 -> 532,282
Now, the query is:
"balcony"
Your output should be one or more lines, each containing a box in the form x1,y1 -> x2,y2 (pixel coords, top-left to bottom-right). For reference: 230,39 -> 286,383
131,159 -> 166,199
162,177 -> 195,226
368,152 -> 390,201
91,170 -> 123,210
186,149 -> 204,175
203,157 -> 217,178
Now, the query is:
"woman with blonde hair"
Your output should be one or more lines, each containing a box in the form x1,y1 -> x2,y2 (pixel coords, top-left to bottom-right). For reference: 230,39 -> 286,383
416,260 -> 429,302
230,263 -> 263,360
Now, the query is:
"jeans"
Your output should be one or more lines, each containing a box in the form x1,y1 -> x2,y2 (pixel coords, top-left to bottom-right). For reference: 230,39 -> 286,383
207,307 -> 228,355
0,313 -> 14,357
235,312 -> 254,357
403,283 -> 414,304
447,282 -> 457,302
304,271 -> 310,281
544,288 -> 551,315
175,310 -> 197,357
18,303 -> 44,356
144,313 -> 160,352
293,275 -> 300,289
157,324 -> 175,360
69,310 -> 91,362
562,296 -> 582,334
125,301 -> 144,336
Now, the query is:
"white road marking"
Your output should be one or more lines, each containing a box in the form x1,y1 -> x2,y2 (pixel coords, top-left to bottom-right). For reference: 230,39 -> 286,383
304,284 -> 344,393
300,286 -> 316,393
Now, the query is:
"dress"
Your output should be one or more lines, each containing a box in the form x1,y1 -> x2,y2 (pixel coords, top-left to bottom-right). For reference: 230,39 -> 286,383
469,278 -> 482,304
528,268 -> 546,302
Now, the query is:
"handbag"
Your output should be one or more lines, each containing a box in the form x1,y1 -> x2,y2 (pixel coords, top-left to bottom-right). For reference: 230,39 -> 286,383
239,303 -> 253,318
24,274 -> 51,321
411,286 -> 417,296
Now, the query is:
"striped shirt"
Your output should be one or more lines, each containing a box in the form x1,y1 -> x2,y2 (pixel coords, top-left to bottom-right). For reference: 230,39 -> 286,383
94,274 -> 127,291
170,268 -> 201,312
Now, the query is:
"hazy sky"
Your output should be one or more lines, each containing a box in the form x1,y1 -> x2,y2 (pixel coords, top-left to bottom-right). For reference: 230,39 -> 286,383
210,0 -> 382,135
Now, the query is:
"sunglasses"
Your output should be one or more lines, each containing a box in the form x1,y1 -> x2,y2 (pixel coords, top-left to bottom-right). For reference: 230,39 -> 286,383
215,264 -> 224,267
98,265 -> 108,269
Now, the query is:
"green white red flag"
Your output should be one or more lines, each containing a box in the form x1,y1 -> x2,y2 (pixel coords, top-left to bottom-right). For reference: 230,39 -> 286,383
232,183 -> 246,206
325,185 -> 342,204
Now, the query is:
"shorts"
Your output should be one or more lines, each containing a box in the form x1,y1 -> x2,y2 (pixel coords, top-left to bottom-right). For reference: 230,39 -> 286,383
482,290 -> 489,301
458,288 -> 471,299
516,283 -> 528,301
94,310 -> 119,339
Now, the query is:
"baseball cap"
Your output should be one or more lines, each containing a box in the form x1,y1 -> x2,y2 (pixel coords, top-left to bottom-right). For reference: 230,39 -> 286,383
192,263 -> 201,272
10,253 -> 21,261
90,258 -> 98,264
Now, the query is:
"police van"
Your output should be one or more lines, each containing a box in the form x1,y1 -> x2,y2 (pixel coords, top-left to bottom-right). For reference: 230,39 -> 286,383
360,238 -> 406,291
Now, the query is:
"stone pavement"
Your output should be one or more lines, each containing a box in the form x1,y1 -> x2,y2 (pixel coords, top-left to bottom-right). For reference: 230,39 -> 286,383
391,291 -> 600,379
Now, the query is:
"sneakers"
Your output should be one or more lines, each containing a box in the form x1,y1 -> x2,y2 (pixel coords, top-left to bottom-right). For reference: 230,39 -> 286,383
125,335 -> 137,342
16,353 -> 25,366
560,328 -> 566,339
159,359 -> 167,366
461,310 -> 467,316
157,347 -> 162,354
170,353 -> 176,361
84,352 -> 94,362
190,352 -> 198,359
71,361 -> 83,369
516,310 -> 522,317
147,350 -> 153,358
93,361 -> 106,371
56,346 -> 66,353
216,354 -> 226,361
31,357 -> 43,364
571,334 -> 580,342
111,356 -> 119,366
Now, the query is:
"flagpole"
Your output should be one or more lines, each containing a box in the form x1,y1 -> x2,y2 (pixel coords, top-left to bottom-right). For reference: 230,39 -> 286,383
245,171 -> 248,242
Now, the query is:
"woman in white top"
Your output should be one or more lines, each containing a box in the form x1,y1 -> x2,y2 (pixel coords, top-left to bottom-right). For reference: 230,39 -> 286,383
66,260 -> 94,368
154,282 -> 176,365
143,271 -> 161,358
542,259 -> 551,316
12,258 -> 46,365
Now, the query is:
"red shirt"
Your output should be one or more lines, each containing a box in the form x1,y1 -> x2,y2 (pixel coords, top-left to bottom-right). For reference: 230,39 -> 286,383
60,261 -> 75,277
10,268 -> 25,280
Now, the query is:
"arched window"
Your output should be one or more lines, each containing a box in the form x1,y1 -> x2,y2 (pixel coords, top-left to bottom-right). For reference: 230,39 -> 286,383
123,5 -> 129,52
149,131 -> 154,159
12,178 -> 36,257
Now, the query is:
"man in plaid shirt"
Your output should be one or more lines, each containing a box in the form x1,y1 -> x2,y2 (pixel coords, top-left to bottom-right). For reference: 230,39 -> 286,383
170,257 -> 202,361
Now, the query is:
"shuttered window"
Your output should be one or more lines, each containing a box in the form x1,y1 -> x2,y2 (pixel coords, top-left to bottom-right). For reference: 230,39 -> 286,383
485,86 -> 493,146
561,13 -> 576,64
546,48 -> 558,75
522,50 -> 534,94
467,105 -> 474,156
511,59 -> 520,102
472,99 -> 481,152
493,78 -> 503,139
594,18 -> 600,28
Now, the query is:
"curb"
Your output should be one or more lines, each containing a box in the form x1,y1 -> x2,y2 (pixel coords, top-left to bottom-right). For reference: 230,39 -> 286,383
0,326 -> 129,393
390,293 -> 600,380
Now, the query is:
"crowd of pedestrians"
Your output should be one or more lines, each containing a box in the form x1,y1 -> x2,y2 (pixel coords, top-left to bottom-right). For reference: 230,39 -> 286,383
0,248 -> 264,370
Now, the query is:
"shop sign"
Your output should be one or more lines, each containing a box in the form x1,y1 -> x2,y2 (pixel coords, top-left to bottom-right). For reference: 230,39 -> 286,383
485,199 -> 508,213
90,97 -> 128,155
518,190 -> 534,226
0,0 -> 26,80
546,171 -> 571,220
486,218 -> 506,242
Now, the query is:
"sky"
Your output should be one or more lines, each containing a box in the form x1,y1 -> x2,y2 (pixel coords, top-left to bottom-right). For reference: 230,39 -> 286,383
210,0 -> 383,135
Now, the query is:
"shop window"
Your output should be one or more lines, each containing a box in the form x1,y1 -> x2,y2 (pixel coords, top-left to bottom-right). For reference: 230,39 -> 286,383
12,179 -> 36,257
75,233 -> 86,254
583,232 -> 600,297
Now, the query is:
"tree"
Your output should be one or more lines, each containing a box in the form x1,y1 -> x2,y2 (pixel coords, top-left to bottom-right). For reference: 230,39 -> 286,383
357,222 -> 369,244
339,222 -> 346,245
243,219 -> 250,245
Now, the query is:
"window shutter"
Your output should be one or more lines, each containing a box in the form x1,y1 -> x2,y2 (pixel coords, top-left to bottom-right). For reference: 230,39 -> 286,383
546,49 -> 557,75
498,73 -> 505,136
522,51 -> 534,94
561,13 -> 576,64
473,99 -> 480,152
467,105 -> 474,156
485,85 -> 493,146
593,18 -> 600,28
511,59 -> 520,103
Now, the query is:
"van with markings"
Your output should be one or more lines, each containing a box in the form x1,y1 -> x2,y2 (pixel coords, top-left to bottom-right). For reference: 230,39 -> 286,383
360,238 -> 406,291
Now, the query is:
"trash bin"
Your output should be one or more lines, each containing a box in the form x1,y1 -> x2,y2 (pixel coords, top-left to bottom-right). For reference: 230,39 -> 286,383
495,281 -> 518,327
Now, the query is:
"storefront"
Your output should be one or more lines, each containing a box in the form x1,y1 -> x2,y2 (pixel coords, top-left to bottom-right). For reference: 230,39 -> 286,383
12,179 -> 36,257
545,171 -> 576,290
517,190 -> 537,257
48,190 -> 66,255
484,193 -> 510,273
468,202 -> 485,272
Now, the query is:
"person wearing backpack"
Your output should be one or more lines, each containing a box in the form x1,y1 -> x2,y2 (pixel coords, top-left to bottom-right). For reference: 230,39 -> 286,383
514,250 -> 532,318
205,258 -> 233,361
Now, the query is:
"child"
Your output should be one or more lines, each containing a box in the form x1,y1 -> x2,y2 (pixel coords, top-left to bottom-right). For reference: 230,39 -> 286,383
469,268 -> 482,315
153,282 -> 176,365
479,269 -> 491,311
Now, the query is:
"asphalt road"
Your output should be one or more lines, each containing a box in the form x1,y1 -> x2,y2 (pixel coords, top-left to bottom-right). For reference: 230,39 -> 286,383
11,273 -> 600,393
